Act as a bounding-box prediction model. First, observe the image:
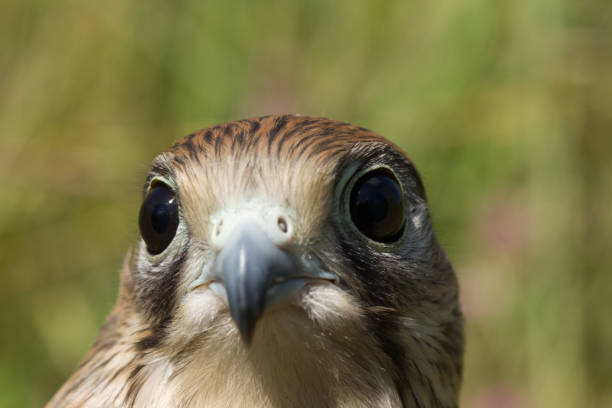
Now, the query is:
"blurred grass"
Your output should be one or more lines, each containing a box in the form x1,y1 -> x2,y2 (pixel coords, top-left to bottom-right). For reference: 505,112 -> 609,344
1,1 -> 611,407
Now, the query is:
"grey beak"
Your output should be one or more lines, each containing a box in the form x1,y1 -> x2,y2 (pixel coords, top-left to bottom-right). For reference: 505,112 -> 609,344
213,222 -> 296,345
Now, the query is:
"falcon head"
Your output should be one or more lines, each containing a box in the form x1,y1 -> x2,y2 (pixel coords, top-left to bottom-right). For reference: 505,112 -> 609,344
50,115 -> 463,408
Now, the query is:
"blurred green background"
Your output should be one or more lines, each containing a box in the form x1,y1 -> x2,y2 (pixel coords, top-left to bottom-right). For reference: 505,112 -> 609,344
1,1 -> 611,407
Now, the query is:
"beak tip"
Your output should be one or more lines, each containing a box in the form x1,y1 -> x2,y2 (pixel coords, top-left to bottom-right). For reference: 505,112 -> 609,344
240,332 -> 254,347
229,302 -> 260,347
236,318 -> 256,346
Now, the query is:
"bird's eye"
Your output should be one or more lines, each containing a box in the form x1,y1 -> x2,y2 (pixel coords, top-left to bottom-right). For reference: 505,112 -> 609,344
349,169 -> 405,243
139,183 -> 179,254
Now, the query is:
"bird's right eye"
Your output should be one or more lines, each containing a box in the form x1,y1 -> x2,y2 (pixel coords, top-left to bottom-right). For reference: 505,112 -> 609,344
139,183 -> 179,255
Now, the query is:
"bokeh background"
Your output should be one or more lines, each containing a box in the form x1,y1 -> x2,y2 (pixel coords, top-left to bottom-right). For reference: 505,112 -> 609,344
1,1 -> 611,407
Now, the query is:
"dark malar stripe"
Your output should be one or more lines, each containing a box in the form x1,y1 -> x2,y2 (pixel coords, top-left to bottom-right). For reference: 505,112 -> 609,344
366,309 -> 414,408
148,252 -> 186,321
137,240 -> 189,329
336,231 -> 421,407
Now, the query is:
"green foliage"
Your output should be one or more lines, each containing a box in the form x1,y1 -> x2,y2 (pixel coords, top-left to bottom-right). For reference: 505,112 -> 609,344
1,1 -> 611,406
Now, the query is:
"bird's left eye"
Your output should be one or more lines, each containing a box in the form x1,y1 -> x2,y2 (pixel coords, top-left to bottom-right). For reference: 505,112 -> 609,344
139,183 -> 179,255
349,169 -> 405,243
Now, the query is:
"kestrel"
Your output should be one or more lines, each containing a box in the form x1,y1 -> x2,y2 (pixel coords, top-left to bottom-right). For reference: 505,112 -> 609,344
48,115 -> 463,408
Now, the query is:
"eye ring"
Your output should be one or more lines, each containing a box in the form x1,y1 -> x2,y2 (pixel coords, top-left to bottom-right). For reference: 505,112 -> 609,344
347,167 -> 405,243
139,182 -> 180,255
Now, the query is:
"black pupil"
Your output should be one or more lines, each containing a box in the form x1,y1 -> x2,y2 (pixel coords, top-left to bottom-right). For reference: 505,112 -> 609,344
152,204 -> 171,233
139,184 -> 179,254
350,170 -> 405,242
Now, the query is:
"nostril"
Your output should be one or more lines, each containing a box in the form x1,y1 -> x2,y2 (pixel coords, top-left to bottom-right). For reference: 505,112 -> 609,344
211,211 -> 293,249
215,220 -> 223,237
277,216 -> 288,234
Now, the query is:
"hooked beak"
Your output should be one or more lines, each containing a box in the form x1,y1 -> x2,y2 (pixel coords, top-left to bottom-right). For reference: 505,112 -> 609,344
212,222 -> 336,345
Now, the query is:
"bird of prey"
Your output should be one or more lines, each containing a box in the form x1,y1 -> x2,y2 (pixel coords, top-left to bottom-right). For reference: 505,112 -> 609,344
48,115 -> 463,408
